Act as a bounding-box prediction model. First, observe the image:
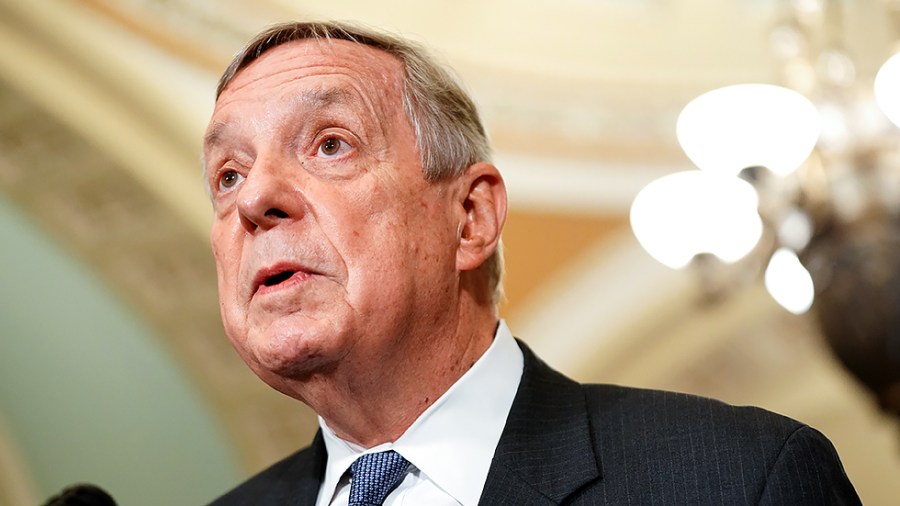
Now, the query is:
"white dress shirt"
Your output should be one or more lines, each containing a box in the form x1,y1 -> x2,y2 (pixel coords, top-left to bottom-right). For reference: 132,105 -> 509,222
315,320 -> 524,506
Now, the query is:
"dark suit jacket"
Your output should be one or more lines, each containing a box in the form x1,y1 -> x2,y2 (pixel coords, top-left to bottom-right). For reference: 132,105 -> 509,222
209,341 -> 860,505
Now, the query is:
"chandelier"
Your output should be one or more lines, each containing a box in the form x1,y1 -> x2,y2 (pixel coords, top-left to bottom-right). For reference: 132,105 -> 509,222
629,0 -> 900,415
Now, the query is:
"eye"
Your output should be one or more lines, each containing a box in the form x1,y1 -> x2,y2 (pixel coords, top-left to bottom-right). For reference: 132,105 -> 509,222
217,169 -> 244,191
317,136 -> 350,158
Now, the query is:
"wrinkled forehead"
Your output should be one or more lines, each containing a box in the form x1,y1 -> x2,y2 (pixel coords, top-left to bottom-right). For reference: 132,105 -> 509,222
204,38 -> 415,164
217,38 -> 406,105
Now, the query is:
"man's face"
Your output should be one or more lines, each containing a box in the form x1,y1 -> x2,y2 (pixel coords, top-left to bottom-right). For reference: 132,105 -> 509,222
203,40 -> 460,390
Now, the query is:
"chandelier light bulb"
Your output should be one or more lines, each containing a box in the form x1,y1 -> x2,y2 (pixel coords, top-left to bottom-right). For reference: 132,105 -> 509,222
630,171 -> 763,269
764,248 -> 815,314
676,84 -> 820,177
776,208 -> 814,251
875,52 -> 900,129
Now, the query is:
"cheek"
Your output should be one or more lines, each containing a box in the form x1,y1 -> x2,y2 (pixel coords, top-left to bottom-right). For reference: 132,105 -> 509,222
210,225 -> 244,297
329,215 -> 409,299
318,178 -> 452,278
352,207 -> 450,282
315,185 -> 393,251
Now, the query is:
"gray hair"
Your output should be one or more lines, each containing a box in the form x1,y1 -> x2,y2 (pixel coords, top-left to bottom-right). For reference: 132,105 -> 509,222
216,21 -> 504,306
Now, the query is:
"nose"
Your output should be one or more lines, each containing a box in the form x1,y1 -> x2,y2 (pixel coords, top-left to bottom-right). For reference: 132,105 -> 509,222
235,157 -> 305,232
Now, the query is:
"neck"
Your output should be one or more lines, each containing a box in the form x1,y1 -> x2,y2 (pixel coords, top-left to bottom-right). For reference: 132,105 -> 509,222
289,298 -> 498,448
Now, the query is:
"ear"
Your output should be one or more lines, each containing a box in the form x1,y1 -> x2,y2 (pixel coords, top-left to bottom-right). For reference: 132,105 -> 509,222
454,162 -> 507,272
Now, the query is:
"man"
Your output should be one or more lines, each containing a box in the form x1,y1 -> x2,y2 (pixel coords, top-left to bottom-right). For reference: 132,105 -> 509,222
204,21 -> 859,505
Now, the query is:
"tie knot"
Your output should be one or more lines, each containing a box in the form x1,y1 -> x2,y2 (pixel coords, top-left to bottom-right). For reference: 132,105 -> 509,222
349,450 -> 410,506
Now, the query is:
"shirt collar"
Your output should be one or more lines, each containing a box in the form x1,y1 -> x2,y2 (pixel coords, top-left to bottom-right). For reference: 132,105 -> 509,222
317,320 -> 524,506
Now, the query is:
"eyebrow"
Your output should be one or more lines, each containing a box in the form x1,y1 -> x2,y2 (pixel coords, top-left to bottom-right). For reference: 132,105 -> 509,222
204,87 -> 359,151
203,122 -> 228,151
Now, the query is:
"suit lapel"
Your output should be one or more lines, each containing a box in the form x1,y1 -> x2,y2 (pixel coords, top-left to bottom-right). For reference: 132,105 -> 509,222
258,430 -> 325,505
479,340 -> 601,505
291,431 -> 327,504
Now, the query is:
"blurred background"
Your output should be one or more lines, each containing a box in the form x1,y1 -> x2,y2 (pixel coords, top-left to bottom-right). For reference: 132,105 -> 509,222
1,0 -> 899,504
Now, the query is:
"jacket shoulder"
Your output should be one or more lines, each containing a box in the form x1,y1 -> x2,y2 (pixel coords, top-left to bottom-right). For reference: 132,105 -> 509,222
578,384 -> 859,505
582,383 -> 804,441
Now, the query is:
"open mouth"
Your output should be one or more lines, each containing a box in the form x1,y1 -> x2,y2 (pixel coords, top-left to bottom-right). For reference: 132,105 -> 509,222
253,265 -> 312,296
263,270 -> 295,287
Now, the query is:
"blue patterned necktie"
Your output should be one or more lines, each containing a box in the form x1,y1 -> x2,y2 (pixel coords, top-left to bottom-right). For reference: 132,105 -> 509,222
348,450 -> 411,506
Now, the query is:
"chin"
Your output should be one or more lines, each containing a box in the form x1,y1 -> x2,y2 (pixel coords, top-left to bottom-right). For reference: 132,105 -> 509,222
241,320 -> 343,380
252,345 -> 330,379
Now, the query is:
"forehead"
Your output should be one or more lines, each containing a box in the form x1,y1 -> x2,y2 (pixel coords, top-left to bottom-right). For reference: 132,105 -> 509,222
218,38 -> 405,106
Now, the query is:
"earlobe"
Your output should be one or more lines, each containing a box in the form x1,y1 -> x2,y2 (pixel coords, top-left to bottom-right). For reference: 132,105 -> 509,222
455,162 -> 507,272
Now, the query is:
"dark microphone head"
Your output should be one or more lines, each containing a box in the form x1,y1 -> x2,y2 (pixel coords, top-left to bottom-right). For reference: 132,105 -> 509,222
42,484 -> 117,506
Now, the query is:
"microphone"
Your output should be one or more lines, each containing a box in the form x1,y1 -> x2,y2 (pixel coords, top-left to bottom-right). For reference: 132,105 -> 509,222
42,484 -> 117,506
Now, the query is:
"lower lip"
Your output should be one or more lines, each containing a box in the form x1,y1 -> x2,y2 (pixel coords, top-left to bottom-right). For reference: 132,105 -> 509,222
255,271 -> 312,296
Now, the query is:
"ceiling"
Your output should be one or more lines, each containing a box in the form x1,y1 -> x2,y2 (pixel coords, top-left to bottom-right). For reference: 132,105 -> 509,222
1,0 -> 898,504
